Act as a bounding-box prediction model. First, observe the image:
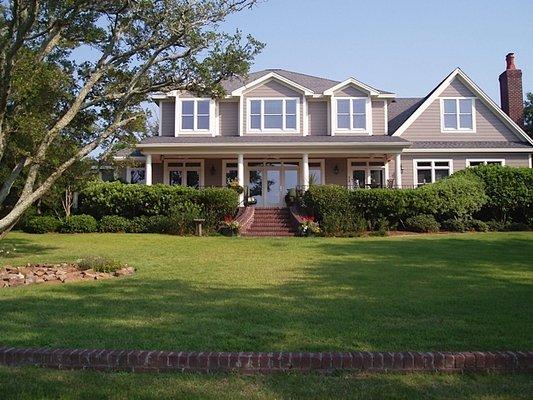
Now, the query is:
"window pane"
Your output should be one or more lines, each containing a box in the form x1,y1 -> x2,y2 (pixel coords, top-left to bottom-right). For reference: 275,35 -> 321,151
264,100 -> 282,114
197,100 -> 210,115
285,114 -> 296,129
486,161 -> 502,165
443,99 -> 456,114
417,169 -> 432,185
130,169 -> 145,184
353,170 -> 366,188
182,115 -> 194,129
226,170 -> 238,185
416,161 -> 431,167
369,162 -> 384,166
370,170 -> 383,187
251,115 -> 261,129
250,100 -> 261,114
337,115 -> 350,129
186,170 -> 200,188
265,114 -> 283,129
459,114 -> 473,129
434,161 -> 449,167
469,161 -> 483,167
337,99 -> 350,114
169,170 -> 182,185
353,99 -> 366,114
444,114 -> 457,129
459,99 -> 472,113
353,114 -> 366,129
182,101 -> 194,115
197,115 -> 209,130
434,169 -> 449,181
309,168 -> 322,185
285,99 -> 296,114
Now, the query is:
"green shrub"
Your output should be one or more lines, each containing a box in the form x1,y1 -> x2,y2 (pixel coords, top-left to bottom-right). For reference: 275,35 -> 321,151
504,222 -> 531,232
487,220 -> 506,232
166,200 -> 202,235
350,189 -> 413,229
405,214 -> 440,233
60,214 -> 98,233
144,216 -> 172,233
14,206 -> 39,231
99,215 -> 131,233
78,256 -> 124,273
23,216 -> 62,234
441,218 -> 468,232
469,219 -> 489,232
321,209 -> 367,237
455,164 -> 533,223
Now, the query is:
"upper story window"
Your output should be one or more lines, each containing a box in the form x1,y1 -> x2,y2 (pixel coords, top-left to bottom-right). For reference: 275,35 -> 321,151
180,99 -> 211,131
333,98 -> 370,133
248,98 -> 298,132
441,98 -> 475,132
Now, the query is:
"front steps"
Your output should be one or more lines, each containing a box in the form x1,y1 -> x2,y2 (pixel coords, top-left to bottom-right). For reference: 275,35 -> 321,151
243,207 -> 297,237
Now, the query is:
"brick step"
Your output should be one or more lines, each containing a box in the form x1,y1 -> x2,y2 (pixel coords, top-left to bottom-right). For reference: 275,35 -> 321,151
247,229 -> 296,234
251,223 -> 293,228
252,219 -> 291,224
253,213 -> 290,217
244,232 -> 296,237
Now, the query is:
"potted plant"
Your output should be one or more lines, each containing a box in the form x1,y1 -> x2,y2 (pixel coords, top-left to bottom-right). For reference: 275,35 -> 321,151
298,216 -> 321,237
219,215 -> 241,236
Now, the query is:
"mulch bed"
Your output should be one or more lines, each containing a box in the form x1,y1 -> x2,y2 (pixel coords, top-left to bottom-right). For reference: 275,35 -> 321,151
0,263 -> 134,288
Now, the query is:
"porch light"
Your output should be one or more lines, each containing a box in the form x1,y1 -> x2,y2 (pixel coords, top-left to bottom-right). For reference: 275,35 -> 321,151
333,165 -> 339,175
210,164 -> 216,175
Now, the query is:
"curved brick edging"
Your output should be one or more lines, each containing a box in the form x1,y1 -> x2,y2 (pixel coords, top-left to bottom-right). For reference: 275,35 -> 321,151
0,347 -> 531,374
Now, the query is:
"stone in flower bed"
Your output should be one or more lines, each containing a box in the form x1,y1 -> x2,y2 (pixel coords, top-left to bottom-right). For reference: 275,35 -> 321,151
0,262 -> 134,288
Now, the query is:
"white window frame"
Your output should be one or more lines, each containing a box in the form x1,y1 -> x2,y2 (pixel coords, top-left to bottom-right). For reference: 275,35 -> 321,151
308,159 -> 325,185
177,98 -> 216,135
413,159 -> 454,187
163,159 -> 204,187
440,97 -> 476,133
246,97 -> 300,133
333,97 -> 372,135
222,160 -> 239,186
466,159 -> 505,167
126,167 -> 146,184
346,158 -> 387,188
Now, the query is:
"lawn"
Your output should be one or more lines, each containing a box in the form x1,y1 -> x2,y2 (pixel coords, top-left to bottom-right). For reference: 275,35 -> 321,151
1,231 -> 532,399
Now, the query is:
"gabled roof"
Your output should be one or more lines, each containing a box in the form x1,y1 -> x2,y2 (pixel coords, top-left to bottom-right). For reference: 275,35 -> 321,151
387,98 -> 424,134
391,68 -> 533,145
323,77 -> 395,98
230,71 -> 315,96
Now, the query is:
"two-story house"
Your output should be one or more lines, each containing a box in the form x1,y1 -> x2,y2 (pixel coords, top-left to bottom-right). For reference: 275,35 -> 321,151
116,53 -> 533,208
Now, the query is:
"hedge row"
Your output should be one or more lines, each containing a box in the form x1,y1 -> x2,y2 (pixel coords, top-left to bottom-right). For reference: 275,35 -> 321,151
303,173 -> 498,236
78,182 -> 239,232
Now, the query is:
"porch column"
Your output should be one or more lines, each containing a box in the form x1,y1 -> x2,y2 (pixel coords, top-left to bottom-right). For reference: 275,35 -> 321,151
395,153 -> 402,188
302,153 -> 309,190
145,154 -> 152,186
237,154 -> 244,203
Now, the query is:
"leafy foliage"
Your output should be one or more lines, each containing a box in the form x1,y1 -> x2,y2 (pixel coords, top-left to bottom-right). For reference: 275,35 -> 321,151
78,256 -> 125,273
59,215 -> 98,233
22,216 -> 62,234
405,215 -> 440,233
99,215 -> 131,233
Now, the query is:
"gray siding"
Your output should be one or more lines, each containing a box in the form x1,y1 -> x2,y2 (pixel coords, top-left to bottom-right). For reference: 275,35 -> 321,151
160,101 -> 175,137
152,163 -> 164,184
308,101 -> 328,136
204,159 -> 223,186
324,158 -> 347,185
402,78 -> 521,142
372,100 -> 386,135
219,101 -> 239,137
243,79 -> 303,135
333,85 -> 367,97
398,153 -> 530,187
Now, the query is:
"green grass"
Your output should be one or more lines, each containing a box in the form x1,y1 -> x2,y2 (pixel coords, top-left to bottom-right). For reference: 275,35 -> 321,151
0,232 -> 532,352
0,366 -> 532,400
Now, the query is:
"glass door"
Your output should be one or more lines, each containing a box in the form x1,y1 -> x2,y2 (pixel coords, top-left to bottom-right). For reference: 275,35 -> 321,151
352,170 -> 366,188
265,168 -> 282,206
248,165 -> 263,206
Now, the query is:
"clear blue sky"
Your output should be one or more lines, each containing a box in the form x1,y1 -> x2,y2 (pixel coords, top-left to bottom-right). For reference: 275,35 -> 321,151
224,0 -> 533,101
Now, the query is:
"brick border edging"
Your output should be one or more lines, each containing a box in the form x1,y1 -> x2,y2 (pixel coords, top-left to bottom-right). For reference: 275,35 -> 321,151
0,347 -> 532,374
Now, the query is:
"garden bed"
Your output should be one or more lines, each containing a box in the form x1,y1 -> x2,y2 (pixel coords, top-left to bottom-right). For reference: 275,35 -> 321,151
0,262 -> 134,288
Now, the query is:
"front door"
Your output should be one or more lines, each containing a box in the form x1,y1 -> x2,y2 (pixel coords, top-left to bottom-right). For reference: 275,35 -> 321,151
265,167 -> 282,206
247,161 -> 299,207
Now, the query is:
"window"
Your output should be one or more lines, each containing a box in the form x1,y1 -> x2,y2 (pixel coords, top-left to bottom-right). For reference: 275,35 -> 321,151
348,160 -> 385,188
165,161 -> 203,187
467,159 -> 504,167
223,162 -> 238,186
441,98 -> 475,131
181,99 -> 211,131
248,98 -> 299,132
336,98 -> 367,131
414,160 -> 452,187
128,168 -> 145,184
309,161 -> 324,185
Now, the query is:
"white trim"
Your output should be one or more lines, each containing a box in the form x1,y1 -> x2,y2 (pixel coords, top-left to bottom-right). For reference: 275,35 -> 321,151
466,158 -> 505,167
413,159 -> 453,187
163,159 -> 204,187
222,159 -> 239,186
145,154 -> 152,186
323,77 -> 395,98
384,100 -> 389,134
392,68 -> 533,145
238,95 -> 244,136
332,97 -> 372,135
176,98 -> 216,135
394,153 -> 402,188
308,158 -> 325,185
403,147 -> 533,153
439,97 -> 476,133
174,94 -> 179,137
231,72 -> 314,96
530,154 -> 532,169
302,96 -> 309,136
138,141 -> 409,149
302,153 -> 309,189
246,97 -> 300,133
158,101 -> 163,136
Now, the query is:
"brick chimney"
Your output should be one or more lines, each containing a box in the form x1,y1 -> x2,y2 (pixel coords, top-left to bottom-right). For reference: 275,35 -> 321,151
499,53 -> 524,127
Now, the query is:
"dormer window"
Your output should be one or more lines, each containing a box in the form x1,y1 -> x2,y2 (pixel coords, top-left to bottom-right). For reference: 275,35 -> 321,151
441,98 -> 475,132
179,99 -> 213,132
248,98 -> 299,132
334,98 -> 370,133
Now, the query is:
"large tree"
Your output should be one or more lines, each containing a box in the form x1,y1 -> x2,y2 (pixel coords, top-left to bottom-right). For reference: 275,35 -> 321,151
524,92 -> 533,139
0,0 -> 263,237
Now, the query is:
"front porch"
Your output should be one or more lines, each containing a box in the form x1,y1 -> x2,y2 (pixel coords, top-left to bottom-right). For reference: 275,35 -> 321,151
140,154 -> 403,207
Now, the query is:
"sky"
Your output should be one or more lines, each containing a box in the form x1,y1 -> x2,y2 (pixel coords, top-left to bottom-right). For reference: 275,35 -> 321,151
222,0 -> 533,102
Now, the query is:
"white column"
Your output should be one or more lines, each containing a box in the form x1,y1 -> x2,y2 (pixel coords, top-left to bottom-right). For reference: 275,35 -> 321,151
145,154 -> 152,186
395,153 -> 402,188
237,154 -> 244,203
302,153 -> 309,190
